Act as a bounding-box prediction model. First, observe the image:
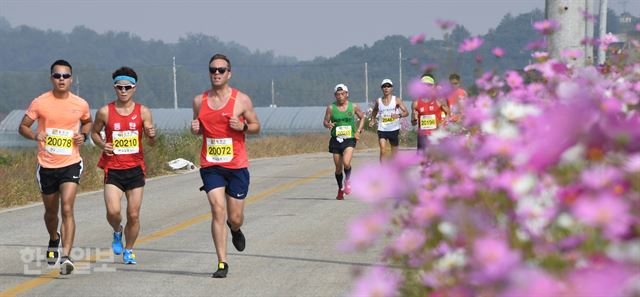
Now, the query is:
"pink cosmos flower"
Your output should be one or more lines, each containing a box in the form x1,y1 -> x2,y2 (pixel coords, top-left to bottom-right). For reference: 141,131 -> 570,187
624,154 -> 640,173
410,33 -> 426,45
561,49 -> 584,60
408,78 -> 438,100
526,39 -> 548,50
572,193 -> 632,239
392,228 -> 426,254
492,47 -> 505,58
409,58 -> 419,65
599,32 -> 619,50
580,9 -> 596,22
350,267 -> 401,297
505,71 -> 523,89
458,37 -> 484,53
580,165 -> 623,190
475,54 -> 484,64
637,23 -> 640,31
472,235 -> 521,282
565,262 -> 637,297
351,163 -> 404,204
340,210 -> 391,251
533,19 -> 560,35
500,268 -> 563,297
531,51 -> 549,61
435,19 -> 456,30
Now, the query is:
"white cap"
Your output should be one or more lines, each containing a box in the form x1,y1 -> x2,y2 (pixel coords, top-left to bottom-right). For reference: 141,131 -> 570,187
381,79 -> 393,87
334,83 -> 349,93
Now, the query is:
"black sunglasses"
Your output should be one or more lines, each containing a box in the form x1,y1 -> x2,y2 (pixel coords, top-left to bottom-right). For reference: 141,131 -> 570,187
209,67 -> 228,74
51,73 -> 72,79
114,84 -> 135,91
382,84 -> 393,88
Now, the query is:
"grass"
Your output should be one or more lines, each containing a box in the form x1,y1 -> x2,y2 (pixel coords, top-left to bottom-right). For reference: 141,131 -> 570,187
0,130 -> 415,209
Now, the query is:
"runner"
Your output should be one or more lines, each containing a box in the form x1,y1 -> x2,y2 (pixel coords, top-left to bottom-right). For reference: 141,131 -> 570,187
18,59 -> 92,275
447,73 -> 467,122
411,74 -> 449,151
91,66 -> 156,264
191,53 -> 260,278
368,79 -> 409,161
323,83 -> 366,200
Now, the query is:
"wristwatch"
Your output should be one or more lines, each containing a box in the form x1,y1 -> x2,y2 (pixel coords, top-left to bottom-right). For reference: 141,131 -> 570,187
82,133 -> 88,143
243,122 -> 248,132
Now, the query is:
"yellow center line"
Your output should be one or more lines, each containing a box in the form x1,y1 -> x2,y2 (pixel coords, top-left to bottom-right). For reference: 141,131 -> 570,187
0,167 -> 332,297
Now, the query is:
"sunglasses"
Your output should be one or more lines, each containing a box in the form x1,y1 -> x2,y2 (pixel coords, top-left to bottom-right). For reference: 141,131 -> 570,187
114,84 -> 135,91
382,84 -> 393,88
51,73 -> 72,79
209,67 -> 229,74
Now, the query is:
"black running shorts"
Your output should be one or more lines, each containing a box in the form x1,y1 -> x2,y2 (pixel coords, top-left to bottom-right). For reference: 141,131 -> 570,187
36,161 -> 83,195
328,136 -> 357,155
104,166 -> 146,191
377,130 -> 400,146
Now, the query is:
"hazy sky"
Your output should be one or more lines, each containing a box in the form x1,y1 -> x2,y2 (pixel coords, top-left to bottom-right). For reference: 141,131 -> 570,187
1,0 -> 636,60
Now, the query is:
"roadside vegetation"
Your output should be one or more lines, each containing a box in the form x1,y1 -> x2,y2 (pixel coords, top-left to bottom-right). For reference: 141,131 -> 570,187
0,130 -> 415,208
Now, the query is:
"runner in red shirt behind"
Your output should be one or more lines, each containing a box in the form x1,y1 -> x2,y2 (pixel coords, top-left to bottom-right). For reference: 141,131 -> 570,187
412,73 -> 449,151
446,73 -> 467,122
91,66 -> 156,265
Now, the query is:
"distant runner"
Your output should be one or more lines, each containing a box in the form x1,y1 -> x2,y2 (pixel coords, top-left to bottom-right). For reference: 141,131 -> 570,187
91,66 -> 156,265
18,59 -> 92,275
447,73 -> 467,122
369,79 -> 409,161
323,83 -> 366,200
191,53 -> 261,278
411,74 -> 449,151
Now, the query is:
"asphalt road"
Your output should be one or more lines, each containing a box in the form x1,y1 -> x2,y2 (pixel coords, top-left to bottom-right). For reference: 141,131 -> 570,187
0,151 -> 383,297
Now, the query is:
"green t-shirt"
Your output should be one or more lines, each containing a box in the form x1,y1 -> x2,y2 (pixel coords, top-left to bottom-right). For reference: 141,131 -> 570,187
330,101 -> 356,138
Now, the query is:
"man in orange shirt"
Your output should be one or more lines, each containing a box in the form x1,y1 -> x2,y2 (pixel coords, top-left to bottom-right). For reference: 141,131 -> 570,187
447,73 -> 467,122
18,60 -> 92,275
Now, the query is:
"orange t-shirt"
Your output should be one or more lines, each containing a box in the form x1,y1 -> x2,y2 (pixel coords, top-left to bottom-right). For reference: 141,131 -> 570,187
25,91 -> 91,168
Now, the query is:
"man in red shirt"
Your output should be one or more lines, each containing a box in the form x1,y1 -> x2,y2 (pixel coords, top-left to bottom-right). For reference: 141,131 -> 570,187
411,74 -> 449,151
91,66 -> 156,265
447,73 -> 467,122
191,53 -> 261,278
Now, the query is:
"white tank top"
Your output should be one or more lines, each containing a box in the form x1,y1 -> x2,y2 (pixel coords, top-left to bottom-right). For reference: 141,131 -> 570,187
377,96 -> 401,131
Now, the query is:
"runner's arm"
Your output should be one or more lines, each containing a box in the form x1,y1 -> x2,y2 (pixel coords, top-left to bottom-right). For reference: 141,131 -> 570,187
411,101 -> 418,126
191,95 -> 202,135
353,104 -> 366,134
396,98 -> 410,118
141,105 -> 156,145
323,105 -> 334,129
239,94 -> 260,135
18,115 -> 40,141
91,106 -> 110,150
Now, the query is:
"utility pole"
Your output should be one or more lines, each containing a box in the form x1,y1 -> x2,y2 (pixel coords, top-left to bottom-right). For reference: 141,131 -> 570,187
172,56 -> 178,109
271,79 -> 276,107
398,48 -> 403,99
364,62 -> 369,105
546,0 -> 590,67
597,0 -> 608,65
75,75 -> 80,96
585,0 -> 595,64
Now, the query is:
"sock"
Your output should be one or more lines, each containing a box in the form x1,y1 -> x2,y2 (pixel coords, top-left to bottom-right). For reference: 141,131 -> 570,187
335,173 -> 343,189
344,167 -> 352,180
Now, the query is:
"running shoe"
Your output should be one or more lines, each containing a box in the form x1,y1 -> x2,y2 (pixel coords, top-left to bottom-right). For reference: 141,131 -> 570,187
112,225 -> 124,255
60,256 -> 75,275
227,221 -> 246,252
123,249 -> 137,264
212,262 -> 228,278
46,232 -> 61,265
336,189 -> 344,200
343,179 -> 352,195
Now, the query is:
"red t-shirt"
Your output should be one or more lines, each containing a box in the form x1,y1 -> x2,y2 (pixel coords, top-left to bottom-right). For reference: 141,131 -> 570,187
416,99 -> 444,136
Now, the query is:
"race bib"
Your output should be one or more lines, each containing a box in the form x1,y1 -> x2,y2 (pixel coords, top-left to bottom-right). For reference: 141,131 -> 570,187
45,128 -> 73,155
206,137 -> 233,163
420,114 -> 437,130
382,115 -> 395,123
112,131 -> 140,155
335,126 -> 353,138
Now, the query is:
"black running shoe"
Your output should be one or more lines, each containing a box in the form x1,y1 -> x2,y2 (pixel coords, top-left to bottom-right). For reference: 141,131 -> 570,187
227,221 -> 245,252
46,232 -> 61,265
212,262 -> 228,278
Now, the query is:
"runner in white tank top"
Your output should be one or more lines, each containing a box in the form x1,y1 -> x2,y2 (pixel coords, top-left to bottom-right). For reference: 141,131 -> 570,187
368,79 -> 409,161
